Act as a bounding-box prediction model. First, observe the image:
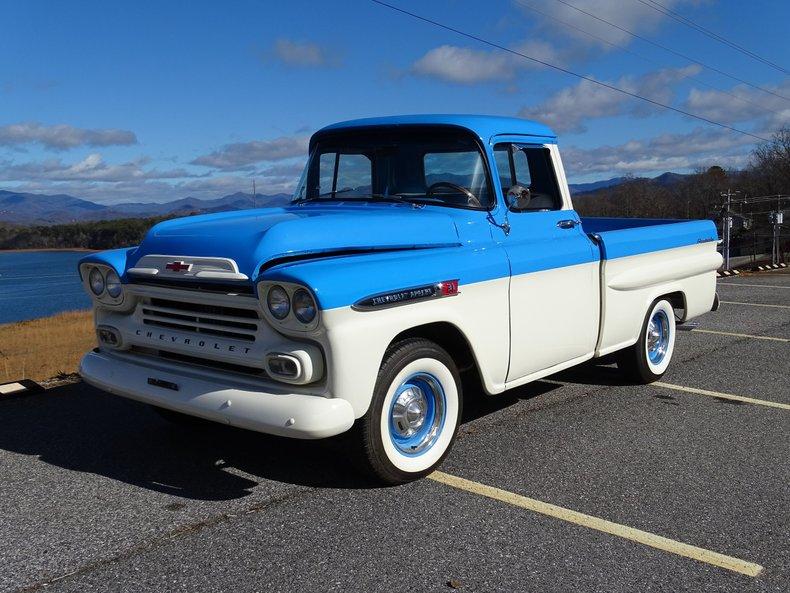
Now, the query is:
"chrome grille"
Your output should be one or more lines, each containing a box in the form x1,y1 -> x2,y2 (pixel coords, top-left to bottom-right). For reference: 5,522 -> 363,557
139,296 -> 261,342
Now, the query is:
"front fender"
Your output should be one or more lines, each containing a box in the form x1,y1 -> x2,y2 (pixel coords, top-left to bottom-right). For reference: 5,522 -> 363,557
78,248 -> 138,281
262,247 -> 511,417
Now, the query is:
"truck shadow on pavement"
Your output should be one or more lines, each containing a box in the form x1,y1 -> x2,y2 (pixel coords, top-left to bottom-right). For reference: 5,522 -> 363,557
0,377 -> 569,501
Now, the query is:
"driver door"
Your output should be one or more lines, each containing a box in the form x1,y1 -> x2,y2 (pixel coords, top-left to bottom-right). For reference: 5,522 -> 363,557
494,143 -> 600,382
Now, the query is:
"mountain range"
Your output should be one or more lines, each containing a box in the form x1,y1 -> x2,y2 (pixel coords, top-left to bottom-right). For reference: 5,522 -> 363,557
0,172 -> 690,225
0,190 -> 292,225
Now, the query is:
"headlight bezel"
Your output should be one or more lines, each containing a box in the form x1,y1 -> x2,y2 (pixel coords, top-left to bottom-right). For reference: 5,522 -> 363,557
258,281 -> 320,332
80,263 -> 126,307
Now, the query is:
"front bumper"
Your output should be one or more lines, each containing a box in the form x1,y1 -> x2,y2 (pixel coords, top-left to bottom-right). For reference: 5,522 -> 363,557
79,350 -> 355,439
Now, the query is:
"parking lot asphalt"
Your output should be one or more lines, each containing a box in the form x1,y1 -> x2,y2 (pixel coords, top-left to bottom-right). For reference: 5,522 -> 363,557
1,272 -> 788,593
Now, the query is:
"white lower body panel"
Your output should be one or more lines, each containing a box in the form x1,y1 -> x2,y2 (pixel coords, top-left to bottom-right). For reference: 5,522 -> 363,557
596,243 -> 721,356
79,350 -> 355,439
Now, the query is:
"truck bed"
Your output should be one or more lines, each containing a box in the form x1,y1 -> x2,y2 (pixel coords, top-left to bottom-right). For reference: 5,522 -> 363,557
580,217 -> 719,260
580,217 -> 722,357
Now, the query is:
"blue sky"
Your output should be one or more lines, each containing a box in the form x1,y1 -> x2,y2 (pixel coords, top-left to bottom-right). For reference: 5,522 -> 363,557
1,0 -> 788,204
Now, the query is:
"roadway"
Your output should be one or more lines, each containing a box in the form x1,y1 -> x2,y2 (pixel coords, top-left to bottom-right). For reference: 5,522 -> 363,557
1,272 -> 788,592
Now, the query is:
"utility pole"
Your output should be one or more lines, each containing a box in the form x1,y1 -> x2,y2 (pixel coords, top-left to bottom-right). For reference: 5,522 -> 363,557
252,178 -> 257,209
770,208 -> 783,265
720,189 -> 734,271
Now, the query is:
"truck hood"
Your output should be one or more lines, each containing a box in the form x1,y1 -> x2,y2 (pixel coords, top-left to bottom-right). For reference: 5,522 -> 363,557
128,204 -> 461,280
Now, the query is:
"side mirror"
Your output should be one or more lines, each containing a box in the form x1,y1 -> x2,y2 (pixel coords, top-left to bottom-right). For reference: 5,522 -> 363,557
506,185 -> 531,210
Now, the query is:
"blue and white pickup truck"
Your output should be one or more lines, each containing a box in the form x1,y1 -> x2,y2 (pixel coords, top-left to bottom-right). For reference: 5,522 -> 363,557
78,115 -> 722,483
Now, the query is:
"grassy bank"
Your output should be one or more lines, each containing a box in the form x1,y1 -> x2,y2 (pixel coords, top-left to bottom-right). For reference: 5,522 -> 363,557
0,310 -> 94,383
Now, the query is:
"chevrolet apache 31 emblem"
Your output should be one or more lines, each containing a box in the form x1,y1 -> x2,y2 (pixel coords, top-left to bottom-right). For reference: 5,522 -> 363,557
352,280 -> 459,311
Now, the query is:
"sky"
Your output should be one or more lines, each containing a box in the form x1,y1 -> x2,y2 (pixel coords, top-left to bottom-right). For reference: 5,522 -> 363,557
1,0 -> 788,204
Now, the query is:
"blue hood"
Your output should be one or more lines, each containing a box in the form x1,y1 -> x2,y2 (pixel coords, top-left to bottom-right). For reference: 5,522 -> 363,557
128,204 -> 462,280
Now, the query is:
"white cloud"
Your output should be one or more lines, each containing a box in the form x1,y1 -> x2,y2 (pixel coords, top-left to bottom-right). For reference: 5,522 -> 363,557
411,40 -> 561,85
562,126 -> 755,179
683,79 -> 790,128
0,151 -> 304,204
270,38 -> 338,67
0,122 -> 137,150
519,65 -> 701,132
0,153 -> 196,183
518,0 -> 693,49
191,136 -> 309,171
412,45 -> 514,84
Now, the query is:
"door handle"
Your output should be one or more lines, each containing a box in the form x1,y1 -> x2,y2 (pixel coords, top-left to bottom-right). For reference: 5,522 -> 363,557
557,219 -> 579,229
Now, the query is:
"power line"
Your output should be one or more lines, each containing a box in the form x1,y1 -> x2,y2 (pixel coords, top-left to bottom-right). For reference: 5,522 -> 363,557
513,0 -> 784,118
369,0 -> 770,143
635,0 -> 789,75
548,0 -> 790,102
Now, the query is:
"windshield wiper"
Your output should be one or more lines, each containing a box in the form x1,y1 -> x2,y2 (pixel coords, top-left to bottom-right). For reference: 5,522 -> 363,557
368,193 -> 424,207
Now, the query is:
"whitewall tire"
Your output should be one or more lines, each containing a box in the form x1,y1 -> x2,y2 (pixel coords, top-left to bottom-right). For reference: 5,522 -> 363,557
354,338 -> 462,484
617,299 -> 676,383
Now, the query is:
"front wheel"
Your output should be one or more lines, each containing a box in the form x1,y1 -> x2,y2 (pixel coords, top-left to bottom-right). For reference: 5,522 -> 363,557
617,299 -> 676,383
354,338 -> 462,485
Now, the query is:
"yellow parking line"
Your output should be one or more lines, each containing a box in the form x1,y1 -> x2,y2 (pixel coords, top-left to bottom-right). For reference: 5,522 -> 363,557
690,328 -> 790,343
654,382 -> 790,410
718,282 -> 790,289
428,471 -> 763,577
720,301 -> 790,309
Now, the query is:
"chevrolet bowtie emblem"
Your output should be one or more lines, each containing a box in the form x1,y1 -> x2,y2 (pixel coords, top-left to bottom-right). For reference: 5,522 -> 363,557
165,261 -> 192,272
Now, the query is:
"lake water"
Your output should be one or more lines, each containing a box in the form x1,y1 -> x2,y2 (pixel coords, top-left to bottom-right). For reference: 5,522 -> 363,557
0,251 -> 93,324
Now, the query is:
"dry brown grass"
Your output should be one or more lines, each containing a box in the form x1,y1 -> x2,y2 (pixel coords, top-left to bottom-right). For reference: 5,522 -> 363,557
0,310 -> 95,382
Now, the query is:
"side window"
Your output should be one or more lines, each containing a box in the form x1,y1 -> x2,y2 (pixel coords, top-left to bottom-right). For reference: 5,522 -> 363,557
318,153 -> 335,196
493,144 -> 561,211
512,149 -> 531,187
318,152 -> 372,196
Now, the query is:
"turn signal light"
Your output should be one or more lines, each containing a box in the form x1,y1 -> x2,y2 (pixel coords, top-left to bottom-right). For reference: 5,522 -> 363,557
97,325 -> 122,348
267,354 -> 300,379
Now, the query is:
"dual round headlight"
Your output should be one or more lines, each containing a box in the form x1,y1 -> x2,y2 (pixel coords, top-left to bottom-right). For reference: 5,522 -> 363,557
89,267 -> 105,295
87,267 -> 123,299
266,285 -> 317,324
267,286 -> 290,319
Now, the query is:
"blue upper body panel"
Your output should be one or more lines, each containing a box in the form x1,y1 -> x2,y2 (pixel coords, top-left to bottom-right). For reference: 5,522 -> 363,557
581,217 -> 719,259
313,114 -> 557,148
77,115 -> 719,310
122,203 -> 489,281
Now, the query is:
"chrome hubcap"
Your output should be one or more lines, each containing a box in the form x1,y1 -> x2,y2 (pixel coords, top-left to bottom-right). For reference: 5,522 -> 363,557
647,310 -> 670,364
389,372 -> 446,456
391,387 -> 428,437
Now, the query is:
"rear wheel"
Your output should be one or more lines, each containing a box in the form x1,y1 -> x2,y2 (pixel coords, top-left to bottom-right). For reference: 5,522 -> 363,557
354,338 -> 462,485
617,299 -> 676,383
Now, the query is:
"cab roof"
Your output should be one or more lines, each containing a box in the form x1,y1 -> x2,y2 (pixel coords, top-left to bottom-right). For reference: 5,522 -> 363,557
314,114 -> 557,145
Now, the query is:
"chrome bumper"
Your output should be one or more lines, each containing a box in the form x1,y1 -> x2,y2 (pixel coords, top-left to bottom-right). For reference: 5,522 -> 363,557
79,350 -> 354,439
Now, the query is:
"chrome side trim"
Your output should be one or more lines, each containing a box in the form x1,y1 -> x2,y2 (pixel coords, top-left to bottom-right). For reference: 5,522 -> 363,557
352,280 -> 459,311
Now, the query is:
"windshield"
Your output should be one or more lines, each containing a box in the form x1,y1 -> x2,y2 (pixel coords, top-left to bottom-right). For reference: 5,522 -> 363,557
292,127 -> 493,209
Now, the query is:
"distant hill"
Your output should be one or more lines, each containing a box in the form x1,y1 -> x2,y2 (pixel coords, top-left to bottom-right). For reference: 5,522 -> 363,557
0,171 -> 693,224
0,190 -> 291,225
568,172 -> 691,195
0,190 -> 106,224
568,177 -> 630,195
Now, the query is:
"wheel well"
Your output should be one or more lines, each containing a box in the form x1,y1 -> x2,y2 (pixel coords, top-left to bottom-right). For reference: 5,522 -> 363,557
659,291 -> 687,320
390,322 -> 479,378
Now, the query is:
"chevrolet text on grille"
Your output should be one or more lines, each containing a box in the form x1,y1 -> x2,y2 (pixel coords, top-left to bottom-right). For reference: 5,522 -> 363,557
134,329 -> 252,353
